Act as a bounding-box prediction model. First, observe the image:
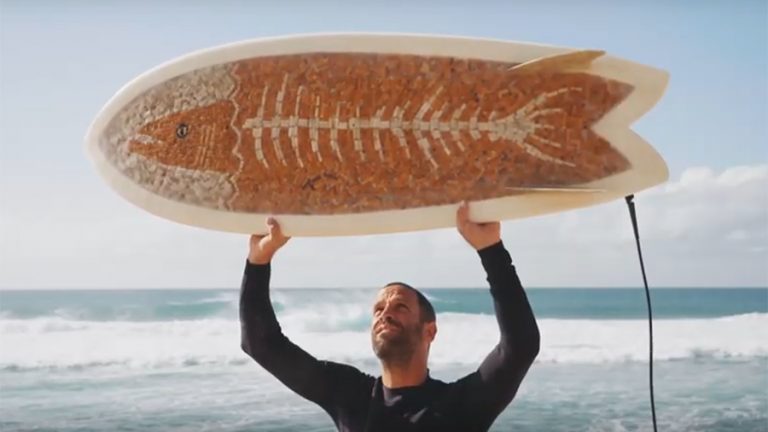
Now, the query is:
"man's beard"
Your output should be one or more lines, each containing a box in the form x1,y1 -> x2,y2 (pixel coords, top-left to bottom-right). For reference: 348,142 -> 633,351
371,319 -> 423,365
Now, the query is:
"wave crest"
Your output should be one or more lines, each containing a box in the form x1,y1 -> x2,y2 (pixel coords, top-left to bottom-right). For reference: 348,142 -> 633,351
1,313 -> 765,372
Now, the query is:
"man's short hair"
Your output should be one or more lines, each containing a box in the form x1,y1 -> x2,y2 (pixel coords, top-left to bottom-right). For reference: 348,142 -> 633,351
383,282 -> 436,323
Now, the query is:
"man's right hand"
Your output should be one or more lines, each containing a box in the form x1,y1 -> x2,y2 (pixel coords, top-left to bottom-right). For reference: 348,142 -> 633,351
248,217 -> 291,265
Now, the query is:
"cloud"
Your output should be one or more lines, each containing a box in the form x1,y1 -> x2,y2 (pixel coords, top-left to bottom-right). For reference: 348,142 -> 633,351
1,165 -> 766,289
509,164 -> 768,287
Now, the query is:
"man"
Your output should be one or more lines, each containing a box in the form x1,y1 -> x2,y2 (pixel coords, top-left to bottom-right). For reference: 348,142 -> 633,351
240,202 -> 540,431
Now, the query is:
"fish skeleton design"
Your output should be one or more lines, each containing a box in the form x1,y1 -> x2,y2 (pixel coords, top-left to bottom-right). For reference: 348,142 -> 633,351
100,51 -> 633,215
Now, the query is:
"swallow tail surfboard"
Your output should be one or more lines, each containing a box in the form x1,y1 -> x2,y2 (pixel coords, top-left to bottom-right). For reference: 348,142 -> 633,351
85,33 -> 669,236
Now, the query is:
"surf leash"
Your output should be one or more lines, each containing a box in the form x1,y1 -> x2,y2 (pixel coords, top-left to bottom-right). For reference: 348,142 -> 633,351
625,195 -> 658,432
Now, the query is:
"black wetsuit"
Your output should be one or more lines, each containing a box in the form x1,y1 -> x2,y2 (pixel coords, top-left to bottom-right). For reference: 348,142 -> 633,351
239,241 -> 540,432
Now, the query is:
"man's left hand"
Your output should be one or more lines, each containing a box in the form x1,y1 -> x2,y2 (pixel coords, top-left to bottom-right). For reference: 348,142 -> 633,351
456,201 -> 501,251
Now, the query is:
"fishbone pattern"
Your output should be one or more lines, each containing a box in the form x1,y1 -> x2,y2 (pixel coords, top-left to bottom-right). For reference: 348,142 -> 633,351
242,74 -> 579,170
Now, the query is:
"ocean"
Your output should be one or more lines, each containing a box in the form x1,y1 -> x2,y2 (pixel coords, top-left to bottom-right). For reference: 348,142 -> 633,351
0,287 -> 766,432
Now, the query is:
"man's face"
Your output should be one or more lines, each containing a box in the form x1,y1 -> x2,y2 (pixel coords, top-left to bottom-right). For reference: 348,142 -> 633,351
370,285 -> 430,363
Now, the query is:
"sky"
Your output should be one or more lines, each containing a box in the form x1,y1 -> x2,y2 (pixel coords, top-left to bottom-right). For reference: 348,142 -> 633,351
0,0 -> 766,289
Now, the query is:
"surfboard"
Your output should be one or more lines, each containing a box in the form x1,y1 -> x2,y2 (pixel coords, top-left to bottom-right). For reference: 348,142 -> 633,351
85,33 -> 669,236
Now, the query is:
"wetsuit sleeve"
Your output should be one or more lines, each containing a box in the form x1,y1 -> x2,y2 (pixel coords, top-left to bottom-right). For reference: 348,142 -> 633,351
239,260 -> 362,414
464,240 -> 541,424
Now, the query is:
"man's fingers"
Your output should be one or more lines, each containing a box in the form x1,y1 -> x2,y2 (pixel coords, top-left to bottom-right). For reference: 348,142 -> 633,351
266,216 -> 279,231
266,216 -> 291,242
268,219 -> 281,237
456,201 -> 470,226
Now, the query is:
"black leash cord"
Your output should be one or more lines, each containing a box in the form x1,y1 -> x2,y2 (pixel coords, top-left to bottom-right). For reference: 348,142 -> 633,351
625,195 -> 658,432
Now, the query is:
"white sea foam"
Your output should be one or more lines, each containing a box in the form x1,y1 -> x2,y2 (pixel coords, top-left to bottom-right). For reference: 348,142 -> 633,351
0,313 -> 765,372
165,292 -> 238,306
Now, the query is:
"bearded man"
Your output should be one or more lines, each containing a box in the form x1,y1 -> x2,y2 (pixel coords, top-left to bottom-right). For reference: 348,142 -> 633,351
239,202 -> 540,432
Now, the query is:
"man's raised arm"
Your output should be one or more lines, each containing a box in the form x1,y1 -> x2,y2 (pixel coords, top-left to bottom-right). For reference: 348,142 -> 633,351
239,218 -> 346,411
455,203 -> 541,427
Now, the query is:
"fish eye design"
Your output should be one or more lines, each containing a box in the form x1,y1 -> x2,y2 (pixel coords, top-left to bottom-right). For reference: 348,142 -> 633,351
176,123 -> 189,139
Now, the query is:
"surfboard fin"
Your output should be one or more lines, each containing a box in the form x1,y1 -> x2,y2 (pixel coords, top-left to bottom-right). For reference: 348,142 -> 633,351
508,50 -> 605,74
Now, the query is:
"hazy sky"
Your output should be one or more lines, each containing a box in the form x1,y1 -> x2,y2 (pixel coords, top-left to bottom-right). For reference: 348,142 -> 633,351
1,0 -> 766,289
